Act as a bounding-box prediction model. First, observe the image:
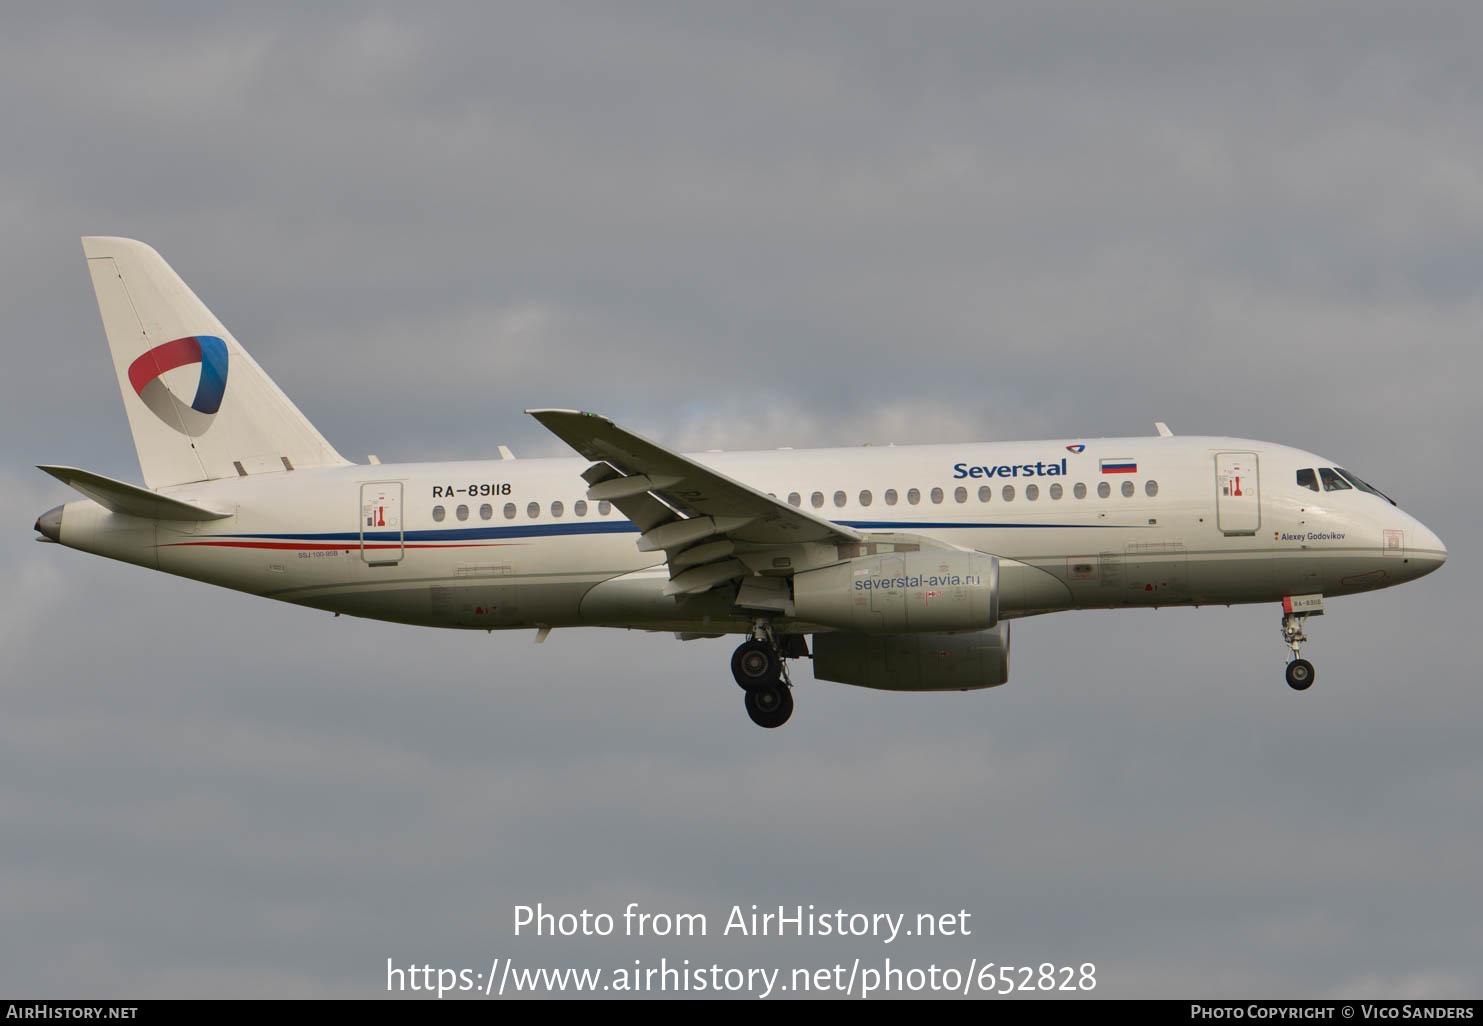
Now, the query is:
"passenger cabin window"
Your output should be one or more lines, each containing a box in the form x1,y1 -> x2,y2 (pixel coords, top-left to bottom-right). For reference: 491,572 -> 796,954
1296,468 -> 1319,492
954,486 -> 967,503
907,488 -> 921,505
1318,468 -> 1351,492
810,491 -> 824,509
432,505 -> 446,522
885,489 -> 899,506
527,501 -> 541,518
1002,485 -> 1015,501
1073,482 -> 1087,499
550,500 -> 564,518
503,503 -> 517,519
978,486 -> 991,502
1120,480 -> 1134,498
1097,482 -> 1110,498
930,487 -> 944,504
1145,480 -> 1158,498
574,500 -> 588,517
1025,484 -> 1039,501
833,490 -> 847,508
787,492 -> 801,507
1049,483 -> 1062,500
479,503 -> 493,520
598,500 -> 612,516
456,504 -> 469,521
859,490 -> 873,506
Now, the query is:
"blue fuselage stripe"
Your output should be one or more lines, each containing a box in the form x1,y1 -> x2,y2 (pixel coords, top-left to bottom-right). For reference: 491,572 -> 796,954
203,519 -> 1138,543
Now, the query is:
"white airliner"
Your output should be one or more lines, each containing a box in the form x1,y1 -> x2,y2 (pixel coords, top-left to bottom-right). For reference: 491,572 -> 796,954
35,238 -> 1446,727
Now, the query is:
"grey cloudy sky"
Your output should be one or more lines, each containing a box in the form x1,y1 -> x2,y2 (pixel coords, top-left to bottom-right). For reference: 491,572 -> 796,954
2,1 -> 1479,999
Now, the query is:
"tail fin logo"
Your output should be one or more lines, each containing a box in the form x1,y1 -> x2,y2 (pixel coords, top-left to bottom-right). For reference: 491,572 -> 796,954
127,336 -> 229,437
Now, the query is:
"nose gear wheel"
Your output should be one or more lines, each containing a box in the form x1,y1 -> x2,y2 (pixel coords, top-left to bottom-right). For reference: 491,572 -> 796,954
1281,606 -> 1319,691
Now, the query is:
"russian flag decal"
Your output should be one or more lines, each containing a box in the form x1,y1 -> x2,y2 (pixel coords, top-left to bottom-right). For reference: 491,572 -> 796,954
1100,459 -> 1137,474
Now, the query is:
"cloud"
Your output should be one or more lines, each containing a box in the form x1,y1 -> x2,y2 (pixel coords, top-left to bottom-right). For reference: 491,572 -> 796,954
2,0 -> 1478,999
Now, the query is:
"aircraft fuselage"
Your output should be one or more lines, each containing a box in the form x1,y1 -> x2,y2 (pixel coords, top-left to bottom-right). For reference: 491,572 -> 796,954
42,434 -> 1445,635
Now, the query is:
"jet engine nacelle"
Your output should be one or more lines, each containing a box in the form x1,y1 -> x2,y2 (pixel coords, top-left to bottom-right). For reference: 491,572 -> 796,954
792,550 -> 998,634
811,623 -> 1011,691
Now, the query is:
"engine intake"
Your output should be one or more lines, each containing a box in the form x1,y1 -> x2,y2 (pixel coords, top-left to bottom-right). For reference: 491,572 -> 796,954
792,550 -> 998,634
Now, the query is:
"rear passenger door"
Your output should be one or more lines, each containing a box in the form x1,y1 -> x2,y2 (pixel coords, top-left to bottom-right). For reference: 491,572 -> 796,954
359,482 -> 404,566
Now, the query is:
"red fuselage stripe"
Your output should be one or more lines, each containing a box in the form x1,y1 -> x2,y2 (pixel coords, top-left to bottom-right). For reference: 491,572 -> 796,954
159,541 -> 522,550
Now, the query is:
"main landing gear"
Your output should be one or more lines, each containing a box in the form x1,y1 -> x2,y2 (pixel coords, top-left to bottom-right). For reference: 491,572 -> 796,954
1281,594 -> 1324,691
731,623 -> 797,728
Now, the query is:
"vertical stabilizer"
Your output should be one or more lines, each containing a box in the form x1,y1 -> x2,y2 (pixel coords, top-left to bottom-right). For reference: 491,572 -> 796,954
81,236 -> 350,488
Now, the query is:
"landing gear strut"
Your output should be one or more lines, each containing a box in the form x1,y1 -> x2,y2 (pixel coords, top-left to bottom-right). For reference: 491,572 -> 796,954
732,621 -> 798,728
1280,595 -> 1323,691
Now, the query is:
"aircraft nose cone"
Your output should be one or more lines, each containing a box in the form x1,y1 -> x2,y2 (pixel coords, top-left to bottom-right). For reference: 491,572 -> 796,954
1412,521 -> 1446,576
35,504 -> 63,542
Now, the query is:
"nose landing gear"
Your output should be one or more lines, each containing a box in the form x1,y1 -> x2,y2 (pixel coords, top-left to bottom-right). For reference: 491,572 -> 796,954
1281,594 -> 1324,691
731,621 -> 799,728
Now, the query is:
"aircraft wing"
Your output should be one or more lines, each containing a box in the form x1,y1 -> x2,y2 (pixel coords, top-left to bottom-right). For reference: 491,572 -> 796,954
528,409 -> 861,596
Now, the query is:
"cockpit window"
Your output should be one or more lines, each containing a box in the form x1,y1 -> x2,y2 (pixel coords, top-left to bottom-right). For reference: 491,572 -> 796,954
1296,468 -> 1319,492
1318,468 -> 1352,492
1336,468 -> 1397,506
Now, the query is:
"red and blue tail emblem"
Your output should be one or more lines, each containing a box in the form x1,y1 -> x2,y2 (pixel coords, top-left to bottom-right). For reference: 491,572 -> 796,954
127,336 -> 229,437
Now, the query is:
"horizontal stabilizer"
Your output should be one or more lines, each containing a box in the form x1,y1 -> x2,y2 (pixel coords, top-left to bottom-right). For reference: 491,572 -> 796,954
37,465 -> 232,521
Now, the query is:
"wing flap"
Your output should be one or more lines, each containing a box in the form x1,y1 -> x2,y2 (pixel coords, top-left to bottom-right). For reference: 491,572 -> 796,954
637,515 -> 755,553
662,559 -> 749,597
583,461 -> 679,532
587,474 -> 683,501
